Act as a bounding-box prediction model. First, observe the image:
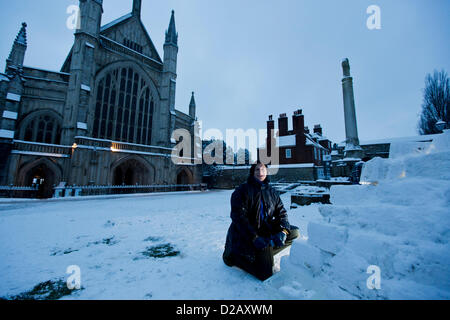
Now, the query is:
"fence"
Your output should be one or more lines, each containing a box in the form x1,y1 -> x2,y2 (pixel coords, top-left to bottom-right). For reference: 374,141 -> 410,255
0,185 -> 39,198
52,183 -> 208,198
0,184 -> 207,199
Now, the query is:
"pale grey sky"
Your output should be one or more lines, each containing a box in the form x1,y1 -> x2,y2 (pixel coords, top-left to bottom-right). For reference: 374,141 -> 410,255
1,0 -> 449,146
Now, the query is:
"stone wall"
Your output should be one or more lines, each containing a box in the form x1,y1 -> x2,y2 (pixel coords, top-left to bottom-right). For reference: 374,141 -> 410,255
204,161 -> 359,189
361,143 -> 390,159
204,165 -> 317,189
3,138 -> 202,189
331,163 -> 352,178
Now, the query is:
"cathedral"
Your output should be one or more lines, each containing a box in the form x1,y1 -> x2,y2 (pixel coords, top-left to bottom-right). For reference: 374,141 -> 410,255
0,0 -> 202,198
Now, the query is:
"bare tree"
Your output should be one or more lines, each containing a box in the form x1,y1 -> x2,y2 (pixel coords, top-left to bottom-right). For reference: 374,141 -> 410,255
418,70 -> 450,135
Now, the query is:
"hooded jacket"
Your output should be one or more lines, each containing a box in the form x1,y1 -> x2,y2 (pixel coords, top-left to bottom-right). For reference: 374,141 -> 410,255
224,175 -> 291,263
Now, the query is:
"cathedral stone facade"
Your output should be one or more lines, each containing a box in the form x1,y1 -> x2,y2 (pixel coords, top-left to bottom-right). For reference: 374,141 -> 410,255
0,0 -> 202,198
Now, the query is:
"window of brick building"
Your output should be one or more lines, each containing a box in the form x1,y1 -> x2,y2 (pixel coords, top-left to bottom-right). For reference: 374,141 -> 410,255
286,149 -> 292,159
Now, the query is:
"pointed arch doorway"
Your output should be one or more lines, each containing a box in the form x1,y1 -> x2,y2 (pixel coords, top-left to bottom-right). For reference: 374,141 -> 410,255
111,156 -> 154,186
17,158 -> 61,198
176,168 -> 193,185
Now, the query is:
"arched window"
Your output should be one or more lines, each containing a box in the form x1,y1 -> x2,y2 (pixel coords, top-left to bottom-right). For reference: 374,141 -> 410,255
93,67 -> 154,145
22,113 -> 61,144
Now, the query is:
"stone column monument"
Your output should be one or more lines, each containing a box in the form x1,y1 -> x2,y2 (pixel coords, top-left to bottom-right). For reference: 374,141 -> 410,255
341,58 -> 364,159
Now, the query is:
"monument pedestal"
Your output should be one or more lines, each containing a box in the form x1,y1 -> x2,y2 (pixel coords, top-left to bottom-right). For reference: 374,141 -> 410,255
344,146 -> 365,160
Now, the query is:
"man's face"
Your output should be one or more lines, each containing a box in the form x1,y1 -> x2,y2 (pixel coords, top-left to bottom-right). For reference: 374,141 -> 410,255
254,164 -> 267,182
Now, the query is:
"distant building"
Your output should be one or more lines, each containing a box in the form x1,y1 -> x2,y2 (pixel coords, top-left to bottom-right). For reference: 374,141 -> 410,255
0,0 -> 201,197
260,109 -> 333,166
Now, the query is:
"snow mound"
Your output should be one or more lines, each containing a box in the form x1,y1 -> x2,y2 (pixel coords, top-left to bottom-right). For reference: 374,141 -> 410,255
288,131 -> 450,299
359,150 -> 450,183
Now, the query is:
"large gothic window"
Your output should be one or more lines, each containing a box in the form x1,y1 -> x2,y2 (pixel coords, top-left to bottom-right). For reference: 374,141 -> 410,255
23,114 -> 61,144
93,67 -> 154,145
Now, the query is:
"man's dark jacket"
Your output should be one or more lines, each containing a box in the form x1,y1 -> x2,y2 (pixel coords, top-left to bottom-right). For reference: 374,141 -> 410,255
223,176 -> 291,264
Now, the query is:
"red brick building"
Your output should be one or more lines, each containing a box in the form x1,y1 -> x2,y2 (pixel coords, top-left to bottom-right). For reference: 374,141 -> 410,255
261,109 -> 332,166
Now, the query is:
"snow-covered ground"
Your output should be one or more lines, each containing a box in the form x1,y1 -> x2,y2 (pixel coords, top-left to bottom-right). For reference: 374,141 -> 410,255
0,189 -> 327,300
1,131 -> 449,300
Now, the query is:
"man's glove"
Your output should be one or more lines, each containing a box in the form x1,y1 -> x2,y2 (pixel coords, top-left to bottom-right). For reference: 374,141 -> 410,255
271,231 -> 287,248
253,236 -> 271,250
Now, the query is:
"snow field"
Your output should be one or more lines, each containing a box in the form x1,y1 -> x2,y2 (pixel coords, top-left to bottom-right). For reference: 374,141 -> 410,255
0,190 -> 328,299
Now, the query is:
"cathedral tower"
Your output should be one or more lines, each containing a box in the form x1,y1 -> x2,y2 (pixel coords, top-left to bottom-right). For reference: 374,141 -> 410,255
0,23 -> 28,178
61,0 -> 103,145
1,23 -> 28,139
159,10 -> 179,146
5,22 -> 27,74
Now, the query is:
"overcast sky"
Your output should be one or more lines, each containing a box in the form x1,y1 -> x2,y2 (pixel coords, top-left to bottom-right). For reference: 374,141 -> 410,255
0,0 -> 449,146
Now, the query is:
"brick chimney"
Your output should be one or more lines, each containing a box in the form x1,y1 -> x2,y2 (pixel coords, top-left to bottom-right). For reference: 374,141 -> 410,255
293,110 -> 306,150
292,109 -> 304,134
314,124 -> 322,136
278,113 -> 288,136
266,115 -> 275,157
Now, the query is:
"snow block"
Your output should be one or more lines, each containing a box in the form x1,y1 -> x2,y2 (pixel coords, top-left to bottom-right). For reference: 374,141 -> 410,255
330,184 -> 375,206
360,156 -> 389,183
428,130 -> 450,153
332,177 -> 449,208
326,203 -> 450,241
393,242 -> 450,290
325,249 -> 376,299
289,240 -> 326,276
307,222 -> 348,255
361,149 -> 450,183
402,151 -> 450,181
346,232 -> 398,279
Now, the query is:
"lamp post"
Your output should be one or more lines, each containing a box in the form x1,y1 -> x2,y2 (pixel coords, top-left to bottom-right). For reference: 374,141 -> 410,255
435,119 -> 446,132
